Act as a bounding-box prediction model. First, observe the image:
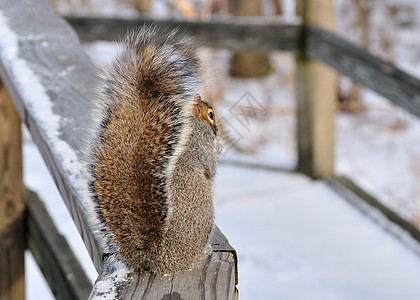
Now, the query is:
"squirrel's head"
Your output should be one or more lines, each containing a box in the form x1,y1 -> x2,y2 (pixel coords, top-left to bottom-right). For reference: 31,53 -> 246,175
192,94 -> 218,136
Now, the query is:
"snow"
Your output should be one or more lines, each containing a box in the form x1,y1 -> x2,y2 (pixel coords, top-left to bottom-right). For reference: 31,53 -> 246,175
24,133 -> 420,299
17,0 -> 420,298
0,12 -> 59,137
0,27 -> 61,187
0,9 -> 96,297
336,97 -> 420,223
25,252 -> 55,299
89,258 -> 130,300
23,132 -> 98,286
0,10 -> 90,209
215,165 -> 420,300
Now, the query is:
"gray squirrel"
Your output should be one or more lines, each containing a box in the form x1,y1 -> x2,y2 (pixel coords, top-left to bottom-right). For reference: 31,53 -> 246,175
84,27 -> 221,273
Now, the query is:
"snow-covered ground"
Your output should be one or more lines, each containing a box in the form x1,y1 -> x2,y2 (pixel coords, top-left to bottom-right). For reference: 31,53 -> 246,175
336,92 -> 420,226
21,0 -> 420,298
334,0 -> 420,228
216,165 -> 420,300
24,136 -> 420,299
76,0 -> 420,231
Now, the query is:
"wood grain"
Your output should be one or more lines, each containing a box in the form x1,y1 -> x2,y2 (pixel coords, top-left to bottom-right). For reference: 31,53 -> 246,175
0,0 -> 237,298
90,252 -> 236,300
0,83 -> 24,300
90,226 -> 237,299
307,26 -> 420,118
0,0 -> 107,270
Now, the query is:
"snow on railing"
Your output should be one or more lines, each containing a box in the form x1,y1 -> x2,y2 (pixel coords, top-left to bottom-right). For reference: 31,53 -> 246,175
2,0 -> 420,298
0,0 -> 236,298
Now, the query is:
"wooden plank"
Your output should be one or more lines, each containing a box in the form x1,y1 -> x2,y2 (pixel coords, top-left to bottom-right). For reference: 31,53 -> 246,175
90,241 -> 237,299
65,15 -> 420,118
26,189 -> 92,300
64,15 -> 302,52
324,176 -> 420,245
0,1 -> 237,298
207,226 -> 238,286
89,227 -> 237,299
0,0 -> 109,270
89,226 -> 237,299
0,83 -> 25,300
295,0 -> 336,178
307,26 -> 420,118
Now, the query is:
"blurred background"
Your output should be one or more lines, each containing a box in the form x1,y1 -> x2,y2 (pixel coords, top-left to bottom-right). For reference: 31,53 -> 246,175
23,0 -> 420,299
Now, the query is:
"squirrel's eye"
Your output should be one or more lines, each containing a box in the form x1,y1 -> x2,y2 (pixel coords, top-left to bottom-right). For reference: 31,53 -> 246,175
208,110 -> 214,122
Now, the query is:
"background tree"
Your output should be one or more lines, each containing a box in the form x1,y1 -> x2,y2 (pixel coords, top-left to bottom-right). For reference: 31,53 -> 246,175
228,0 -> 272,77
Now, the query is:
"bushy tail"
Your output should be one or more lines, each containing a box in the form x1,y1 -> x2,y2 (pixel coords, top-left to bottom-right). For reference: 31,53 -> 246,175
84,27 -> 201,269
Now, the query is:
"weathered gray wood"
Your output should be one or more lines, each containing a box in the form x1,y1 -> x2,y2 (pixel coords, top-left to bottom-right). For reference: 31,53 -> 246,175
90,227 -> 237,299
207,226 -> 238,286
91,246 -> 237,299
0,0 -> 109,270
65,15 -> 302,52
295,0 -> 336,178
26,189 -> 93,300
0,0 -> 237,298
65,15 -> 420,120
307,26 -> 420,119
65,16 -> 420,119
324,176 -> 420,244
0,83 -> 25,300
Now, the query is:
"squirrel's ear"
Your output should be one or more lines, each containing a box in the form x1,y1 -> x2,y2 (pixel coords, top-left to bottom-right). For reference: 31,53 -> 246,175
192,94 -> 202,105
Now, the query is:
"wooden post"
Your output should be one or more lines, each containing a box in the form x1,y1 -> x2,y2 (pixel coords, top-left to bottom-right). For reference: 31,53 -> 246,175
0,83 -> 25,300
295,0 -> 336,177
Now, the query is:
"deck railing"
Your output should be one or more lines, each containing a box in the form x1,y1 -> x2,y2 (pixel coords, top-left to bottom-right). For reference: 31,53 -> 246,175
1,0 -> 420,299
0,0 -> 236,299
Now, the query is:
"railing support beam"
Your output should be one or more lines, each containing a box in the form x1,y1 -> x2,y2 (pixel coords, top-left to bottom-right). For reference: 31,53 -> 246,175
295,0 -> 337,178
0,82 -> 25,300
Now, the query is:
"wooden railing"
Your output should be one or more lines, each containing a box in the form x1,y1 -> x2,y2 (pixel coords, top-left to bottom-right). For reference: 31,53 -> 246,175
2,0 -> 420,298
0,0 -> 237,299
65,12 -> 420,175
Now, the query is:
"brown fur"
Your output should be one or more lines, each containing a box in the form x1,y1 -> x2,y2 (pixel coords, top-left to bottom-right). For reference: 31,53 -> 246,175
193,94 -> 218,136
88,27 -> 220,272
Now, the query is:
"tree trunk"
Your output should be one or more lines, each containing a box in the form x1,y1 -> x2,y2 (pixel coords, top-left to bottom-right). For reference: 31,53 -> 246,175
125,0 -> 152,13
228,0 -> 272,77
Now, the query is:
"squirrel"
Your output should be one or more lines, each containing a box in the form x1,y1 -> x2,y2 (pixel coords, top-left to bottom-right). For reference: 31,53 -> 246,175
83,27 -> 221,273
